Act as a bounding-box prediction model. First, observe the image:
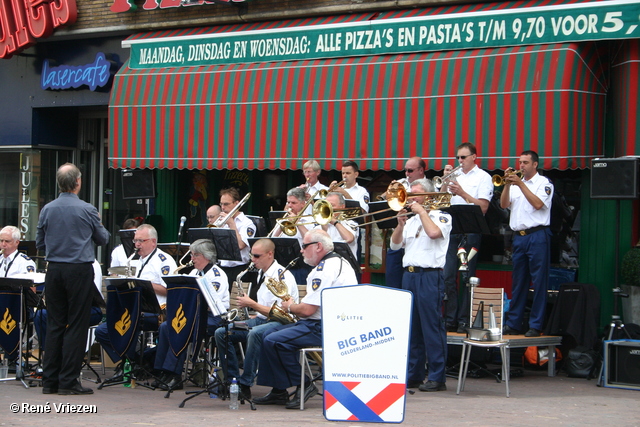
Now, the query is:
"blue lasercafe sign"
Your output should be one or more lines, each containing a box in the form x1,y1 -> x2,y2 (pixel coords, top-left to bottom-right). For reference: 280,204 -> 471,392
41,52 -> 112,91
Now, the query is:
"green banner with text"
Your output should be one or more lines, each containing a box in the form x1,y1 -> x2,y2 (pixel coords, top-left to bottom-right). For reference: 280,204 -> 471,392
126,0 -> 640,69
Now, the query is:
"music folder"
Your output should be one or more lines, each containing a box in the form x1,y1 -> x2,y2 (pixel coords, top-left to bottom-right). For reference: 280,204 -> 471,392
442,205 -> 491,235
0,277 -> 39,307
104,277 -> 161,315
249,237 -> 302,267
157,242 -> 190,257
163,275 -> 227,317
187,227 -> 242,262
333,242 -> 360,274
367,201 -> 398,229
344,200 -> 365,225
268,211 -> 287,230
118,229 -> 137,258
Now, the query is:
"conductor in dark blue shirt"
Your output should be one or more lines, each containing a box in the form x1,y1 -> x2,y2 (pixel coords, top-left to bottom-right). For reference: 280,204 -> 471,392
36,163 -> 110,395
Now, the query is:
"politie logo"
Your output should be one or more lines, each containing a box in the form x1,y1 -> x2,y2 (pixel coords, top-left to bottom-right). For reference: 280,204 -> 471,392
337,313 -> 364,321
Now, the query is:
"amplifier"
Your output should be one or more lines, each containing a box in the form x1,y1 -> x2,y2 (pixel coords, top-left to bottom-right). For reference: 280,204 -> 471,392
590,158 -> 639,199
604,339 -> 640,390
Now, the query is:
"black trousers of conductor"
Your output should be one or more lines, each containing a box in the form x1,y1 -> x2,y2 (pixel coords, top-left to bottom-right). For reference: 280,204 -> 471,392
42,262 -> 94,390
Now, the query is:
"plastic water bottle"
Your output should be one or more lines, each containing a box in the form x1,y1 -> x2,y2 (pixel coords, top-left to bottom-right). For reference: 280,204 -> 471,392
229,378 -> 239,410
123,360 -> 131,387
209,369 -> 218,399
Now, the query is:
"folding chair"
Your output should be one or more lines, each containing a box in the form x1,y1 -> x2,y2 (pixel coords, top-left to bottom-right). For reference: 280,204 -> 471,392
456,286 -> 510,397
299,347 -> 323,410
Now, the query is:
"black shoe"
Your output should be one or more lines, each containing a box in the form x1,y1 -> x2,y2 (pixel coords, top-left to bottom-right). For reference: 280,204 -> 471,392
502,325 -> 521,335
445,324 -> 458,332
239,383 -> 252,400
418,380 -> 446,392
254,389 -> 290,405
406,380 -> 423,389
164,375 -> 184,391
456,323 -> 468,334
104,363 -> 125,383
285,382 -> 318,409
58,383 -> 94,395
525,328 -> 541,337
42,387 -> 58,394
151,373 -> 170,389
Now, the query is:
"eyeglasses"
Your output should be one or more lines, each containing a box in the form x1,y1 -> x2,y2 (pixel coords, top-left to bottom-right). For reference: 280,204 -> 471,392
456,155 -> 470,160
133,238 -> 151,244
250,253 -> 263,258
301,241 -> 319,250
404,168 -> 415,173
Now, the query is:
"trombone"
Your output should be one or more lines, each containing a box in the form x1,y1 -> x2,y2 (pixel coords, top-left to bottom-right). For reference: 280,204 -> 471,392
276,199 -> 333,236
354,182 -> 452,227
317,179 -> 346,199
210,192 -> 251,227
492,169 -> 524,186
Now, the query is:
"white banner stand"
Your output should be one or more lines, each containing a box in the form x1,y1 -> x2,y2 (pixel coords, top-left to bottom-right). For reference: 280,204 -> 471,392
322,284 -> 412,423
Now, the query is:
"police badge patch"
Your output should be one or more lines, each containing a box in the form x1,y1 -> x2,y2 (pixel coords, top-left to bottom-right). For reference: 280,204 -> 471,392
545,186 -> 552,195
158,253 -> 167,261
27,266 -> 35,272
212,282 -> 220,292
247,227 -> 255,237
439,216 -> 449,223
162,266 -> 170,275
364,195 -> 370,203
312,278 -> 321,291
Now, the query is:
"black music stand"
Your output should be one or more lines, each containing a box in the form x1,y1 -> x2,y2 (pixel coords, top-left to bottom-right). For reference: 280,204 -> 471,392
98,278 -> 162,390
268,211 -> 287,230
368,201 -> 398,229
249,237 -> 301,266
442,205 -> 491,236
158,243 -> 190,258
344,199 -> 364,224
0,277 -> 35,388
333,242 -> 360,275
118,229 -> 137,258
187,228 -> 242,262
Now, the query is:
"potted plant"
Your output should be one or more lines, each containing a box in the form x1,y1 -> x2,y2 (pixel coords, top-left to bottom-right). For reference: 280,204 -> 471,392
620,242 -> 640,325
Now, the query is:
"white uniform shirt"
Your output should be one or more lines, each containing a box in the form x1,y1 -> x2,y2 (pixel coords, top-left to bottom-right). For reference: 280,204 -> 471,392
507,172 -> 554,231
110,245 -> 128,268
302,255 -> 358,320
392,211 -> 452,269
303,182 -> 329,215
314,221 -> 358,259
134,248 -> 177,307
345,183 -> 370,213
450,165 -> 494,206
1,251 -> 36,277
255,261 -> 299,320
190,264 -> 230,310
92,260 -> 104,298
220,212 -> 255,268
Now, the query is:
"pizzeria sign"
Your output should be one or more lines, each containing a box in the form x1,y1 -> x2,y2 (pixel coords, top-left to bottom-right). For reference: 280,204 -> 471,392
124,0 -> 640,69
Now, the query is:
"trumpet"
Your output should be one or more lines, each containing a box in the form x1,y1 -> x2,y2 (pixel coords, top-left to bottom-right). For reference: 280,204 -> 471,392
211,192 -> 251,228
434,165 -> 463,188
173,250 -> 193,274
276,199 -> 333,236
492,169 -> 524,186
265,257 -> 299,324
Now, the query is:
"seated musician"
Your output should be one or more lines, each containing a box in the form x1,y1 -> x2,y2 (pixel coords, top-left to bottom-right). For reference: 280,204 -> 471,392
0,226 -> 37,277
254,230 -> 358,409
214,238 -> 298,399
153,239 -> 228,390
96,224 -> 177,381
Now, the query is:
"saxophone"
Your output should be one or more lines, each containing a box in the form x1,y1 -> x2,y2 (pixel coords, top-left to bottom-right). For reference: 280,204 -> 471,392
233,262 -> 255,320
265,258 -> 299,324
124,249 -> 138,277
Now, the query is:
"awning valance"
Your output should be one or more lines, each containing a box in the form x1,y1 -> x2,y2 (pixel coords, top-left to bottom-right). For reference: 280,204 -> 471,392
109,40 -> 606,171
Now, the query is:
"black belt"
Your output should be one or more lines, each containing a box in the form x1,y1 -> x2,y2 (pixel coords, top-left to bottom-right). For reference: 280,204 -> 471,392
405,266 -> 441,273
516,225 -> 548,236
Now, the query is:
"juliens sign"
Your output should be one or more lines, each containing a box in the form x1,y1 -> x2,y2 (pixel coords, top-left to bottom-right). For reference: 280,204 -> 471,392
0,0 -> 78,59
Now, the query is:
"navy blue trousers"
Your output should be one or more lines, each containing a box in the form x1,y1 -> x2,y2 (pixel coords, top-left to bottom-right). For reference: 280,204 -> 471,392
506,228 -> 551,331
403,269 -> 447,384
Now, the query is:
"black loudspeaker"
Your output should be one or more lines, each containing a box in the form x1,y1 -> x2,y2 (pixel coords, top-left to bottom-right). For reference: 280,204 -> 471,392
604,340 -> 640,390
590,158 -> 639,199
121,169 -> 155,199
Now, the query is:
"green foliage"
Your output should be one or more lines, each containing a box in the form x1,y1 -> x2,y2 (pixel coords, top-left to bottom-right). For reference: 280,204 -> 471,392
621,247 -> 640,287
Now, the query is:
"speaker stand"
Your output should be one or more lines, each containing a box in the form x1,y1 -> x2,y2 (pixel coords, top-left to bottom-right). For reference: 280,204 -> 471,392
597,287 -> 631,387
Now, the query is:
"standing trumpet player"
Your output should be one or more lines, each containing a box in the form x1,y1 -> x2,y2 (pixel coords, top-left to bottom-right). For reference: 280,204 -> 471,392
390,178 -> 451,392
500,150 -> 553,338
214,238 -> 298,400
440,142 -> 493,333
